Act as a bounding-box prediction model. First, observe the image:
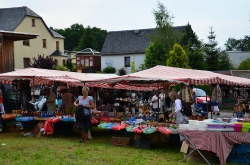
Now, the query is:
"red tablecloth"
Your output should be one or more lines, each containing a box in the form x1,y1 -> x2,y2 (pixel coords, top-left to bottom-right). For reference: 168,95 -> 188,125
178,130 -> 250,165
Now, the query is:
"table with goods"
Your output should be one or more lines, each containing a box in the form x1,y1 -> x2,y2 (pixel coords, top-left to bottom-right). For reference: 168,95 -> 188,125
178,117 -> 250,165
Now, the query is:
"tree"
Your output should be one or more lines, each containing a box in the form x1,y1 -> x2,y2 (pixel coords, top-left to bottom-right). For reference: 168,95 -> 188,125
77,26 -> 97,50
179,23 -> 206,70
203,27 -> 220,71
224,35 -> 250,51
145,2 -> 178,68
238,58 -> 250,70
188,49 -> 206,70
30,54 -> 56,69
51,23 -> 85,51
166,44 -> 189,68
217,50 -> 234,70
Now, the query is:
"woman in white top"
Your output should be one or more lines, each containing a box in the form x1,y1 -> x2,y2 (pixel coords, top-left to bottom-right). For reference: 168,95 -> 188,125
74,86 -> 94,143
169,93 -> 189,141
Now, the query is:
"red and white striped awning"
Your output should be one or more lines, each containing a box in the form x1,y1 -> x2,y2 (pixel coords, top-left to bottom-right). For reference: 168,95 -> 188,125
86,83 -> 157,91
97,65 -> 250,87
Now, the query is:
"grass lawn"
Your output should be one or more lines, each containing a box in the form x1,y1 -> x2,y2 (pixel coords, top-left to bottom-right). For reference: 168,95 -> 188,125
0,126 -> 221,165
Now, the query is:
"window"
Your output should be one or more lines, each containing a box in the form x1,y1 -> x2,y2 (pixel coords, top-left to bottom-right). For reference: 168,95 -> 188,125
55,60 -> 58,67
23,40 -> 30,46
63,60 -> 66,66
56,41 -> 59,50
23,58 -> 30,68
124,57 -> 130,67
42,39 -> 46,48
76,56 -> 94,67
32,19 -> 35,27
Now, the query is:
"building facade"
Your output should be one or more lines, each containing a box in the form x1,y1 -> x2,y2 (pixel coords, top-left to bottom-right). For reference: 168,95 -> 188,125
0,6 -> 65,70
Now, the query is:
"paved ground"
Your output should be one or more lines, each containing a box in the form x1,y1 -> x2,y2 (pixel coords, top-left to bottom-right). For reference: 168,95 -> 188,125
207,110 -> 233,119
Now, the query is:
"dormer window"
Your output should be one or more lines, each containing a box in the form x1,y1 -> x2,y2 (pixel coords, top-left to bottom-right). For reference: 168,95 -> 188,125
32,19 -> 35,27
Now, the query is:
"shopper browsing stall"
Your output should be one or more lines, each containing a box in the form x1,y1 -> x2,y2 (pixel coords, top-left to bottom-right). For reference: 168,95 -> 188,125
74,86 -> 94,143
60,87 -> 75,115
44,86 -> 56,111
159,89 -> 165,113
151,91 -> 159,113
168,93 -> 189,141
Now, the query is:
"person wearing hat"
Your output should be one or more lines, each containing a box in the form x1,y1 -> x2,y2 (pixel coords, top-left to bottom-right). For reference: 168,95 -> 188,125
44,86 -> 56,111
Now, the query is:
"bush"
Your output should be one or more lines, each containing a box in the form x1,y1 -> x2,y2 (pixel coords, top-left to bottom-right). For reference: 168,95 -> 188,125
118,68 -> 127,75
102,66 -> 116,73
55,66 -> 68,71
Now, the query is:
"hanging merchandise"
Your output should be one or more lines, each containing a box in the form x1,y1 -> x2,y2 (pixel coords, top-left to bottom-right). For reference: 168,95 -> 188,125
180,84 -> 194,103
211,84 -> 222,103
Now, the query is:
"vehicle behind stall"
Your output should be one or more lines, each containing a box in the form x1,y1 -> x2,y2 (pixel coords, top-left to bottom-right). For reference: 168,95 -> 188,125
193,88 -> 211,116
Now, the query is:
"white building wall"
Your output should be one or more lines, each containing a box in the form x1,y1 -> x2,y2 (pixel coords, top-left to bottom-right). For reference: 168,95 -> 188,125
101,53 -> 145,74
227,51 -> 250,68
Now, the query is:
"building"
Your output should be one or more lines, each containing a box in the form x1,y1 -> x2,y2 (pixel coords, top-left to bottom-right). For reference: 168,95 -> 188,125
226,51 -> 250,68
75,48 -> 101,73
100,26 -> 186,74
0,31 -> 38,73
0,6 -> 65,70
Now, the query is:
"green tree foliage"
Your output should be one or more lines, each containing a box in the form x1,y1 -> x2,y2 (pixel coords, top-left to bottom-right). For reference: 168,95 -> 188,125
145,42 -> 166,67
217,50 -> 234,70
51,23 -> 85,51
179,23 -> 206,70
102,66 -> 116,73
203,27 -> 220,71
225,35 -> 250,51
131,61 -> 136,73
30,54 -> 56,69
238,58 -> 250,70
145,2 -> 178,68
77,26 -> 97,50
55,66 -> 68,71
65,59 -> 73,71
166,44 -> 189,68
188,49 -> 206,70
51,24 -> 107,51
118,68 -> 127,75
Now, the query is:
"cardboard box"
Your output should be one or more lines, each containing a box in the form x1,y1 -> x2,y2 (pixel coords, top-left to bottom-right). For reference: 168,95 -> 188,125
2,125 -> 20,132
181,142 -> 214,163
111,136 -> 130,146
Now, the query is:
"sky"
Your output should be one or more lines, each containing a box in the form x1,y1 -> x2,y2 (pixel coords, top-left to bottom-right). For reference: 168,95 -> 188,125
1,0 -> 250,48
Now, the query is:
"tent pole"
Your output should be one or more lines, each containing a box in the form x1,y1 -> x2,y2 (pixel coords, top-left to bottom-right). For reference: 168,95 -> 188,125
210,84 -> 213,119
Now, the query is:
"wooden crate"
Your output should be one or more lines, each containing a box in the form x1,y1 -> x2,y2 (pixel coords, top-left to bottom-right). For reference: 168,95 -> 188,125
111,136 -> 130,146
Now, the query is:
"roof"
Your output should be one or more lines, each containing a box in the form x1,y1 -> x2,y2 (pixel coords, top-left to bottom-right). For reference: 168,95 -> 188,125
0,6 -> 64,38
100,26 -> 187,55
98,65 -> 250,87
50,49 -> 67,57
231,70 -> 250,79
0,30 -> 38,41
75,48 -> 100,56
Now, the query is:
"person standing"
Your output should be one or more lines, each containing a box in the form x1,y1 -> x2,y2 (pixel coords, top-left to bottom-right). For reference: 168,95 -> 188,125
0,89 -> 4,132
74,86 -> 94,143
159,89 -> 165,113
169,93 -> 189,141
151,91 -> 159,113
61,87 -> 75,115
44,86 -> 56,111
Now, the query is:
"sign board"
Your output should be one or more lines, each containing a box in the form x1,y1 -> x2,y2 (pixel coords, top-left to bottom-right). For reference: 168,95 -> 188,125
220,85 -> 250,99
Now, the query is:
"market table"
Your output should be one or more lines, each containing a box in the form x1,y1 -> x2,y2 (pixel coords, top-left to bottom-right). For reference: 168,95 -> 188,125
178,130 -> 250,165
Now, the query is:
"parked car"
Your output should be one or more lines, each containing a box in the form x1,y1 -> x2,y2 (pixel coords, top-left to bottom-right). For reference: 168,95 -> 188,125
193,88 -> 210,104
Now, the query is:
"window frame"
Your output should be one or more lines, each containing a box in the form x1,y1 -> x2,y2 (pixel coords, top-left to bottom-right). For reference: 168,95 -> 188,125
76,56 -> 94,67
23,40 -> 30,46
124,56 -> 130,67
32,19 -> 35,27
56,41 -> 59,50
23,58 -> 30,68
42,39 -> 46,48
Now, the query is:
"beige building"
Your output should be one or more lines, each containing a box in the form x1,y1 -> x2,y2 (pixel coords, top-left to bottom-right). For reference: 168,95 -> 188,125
0,6 -> 66,70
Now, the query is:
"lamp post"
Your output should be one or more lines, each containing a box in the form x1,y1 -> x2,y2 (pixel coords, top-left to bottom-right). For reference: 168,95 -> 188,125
187,38 -> 197,65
